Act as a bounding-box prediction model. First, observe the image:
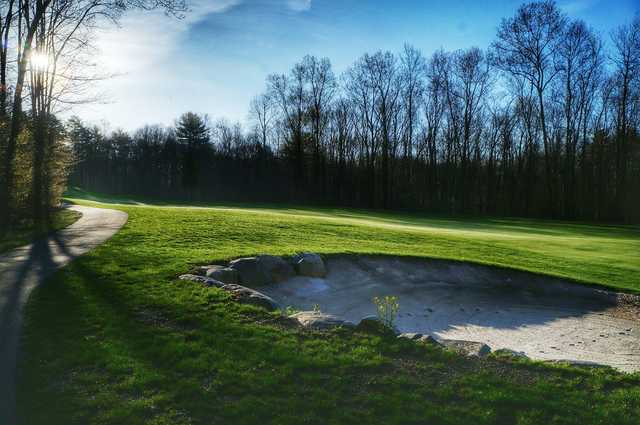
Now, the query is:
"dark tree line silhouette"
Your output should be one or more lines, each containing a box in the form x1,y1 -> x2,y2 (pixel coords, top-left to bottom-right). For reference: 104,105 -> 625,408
69,1 -> 640,222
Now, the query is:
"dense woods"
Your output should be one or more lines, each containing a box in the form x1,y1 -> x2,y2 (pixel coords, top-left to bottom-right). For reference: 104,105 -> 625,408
5,1 -> 640,225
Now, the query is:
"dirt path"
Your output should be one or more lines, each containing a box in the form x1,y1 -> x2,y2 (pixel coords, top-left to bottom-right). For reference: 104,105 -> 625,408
0,205 -> 128,425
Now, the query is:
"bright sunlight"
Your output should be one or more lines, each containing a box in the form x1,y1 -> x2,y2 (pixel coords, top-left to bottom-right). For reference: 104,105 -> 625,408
29,51 -> 50,71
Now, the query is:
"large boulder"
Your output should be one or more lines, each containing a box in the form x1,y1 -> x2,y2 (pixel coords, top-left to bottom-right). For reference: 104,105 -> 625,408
204,265 -> 239,284
257,255 -> 295,283
290,311 -> 355,330
228,255 -> 295,285
295,253 -> 327,278
178,274 -> 224,288
440,339 -> 491,357
221,284 -> 279,311
228,257 -> 271,286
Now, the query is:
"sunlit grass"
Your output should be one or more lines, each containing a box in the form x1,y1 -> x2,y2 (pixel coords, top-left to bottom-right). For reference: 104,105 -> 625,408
17,191 -> 640,424
65,188 -> 640,292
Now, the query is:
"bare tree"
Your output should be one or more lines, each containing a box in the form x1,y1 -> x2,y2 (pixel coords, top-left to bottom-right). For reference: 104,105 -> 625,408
344,54 -> 379,206
491,0 -> 566,214
267,62 -> 307,196
556,20 -> 603,217
399,44 -> 425,183
451,47 -> 492,210
0,0 -> 187,227
303,55 -> 336,198
610,16 -> 640,221
249,93 -> 274,149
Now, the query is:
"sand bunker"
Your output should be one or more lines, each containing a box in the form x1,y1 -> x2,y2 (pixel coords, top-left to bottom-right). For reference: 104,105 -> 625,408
261,255 -> 640,372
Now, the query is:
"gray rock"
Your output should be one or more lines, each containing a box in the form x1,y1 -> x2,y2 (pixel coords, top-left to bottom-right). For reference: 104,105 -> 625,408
493,348 -> 528,359
418,335 -> 442,346
178,274 -> 224,287
295,253 -> 327,278
221,284 -> 279,311
179,274 -> 278,311
257,255 -> 295,283
228,257 -> 271,286
204,265 -> 239,284
290,311 -> 355,330
355,315 -> 399,335
398,333 -> 423,340
440,339 -> 491,357
195,265 -> 214,276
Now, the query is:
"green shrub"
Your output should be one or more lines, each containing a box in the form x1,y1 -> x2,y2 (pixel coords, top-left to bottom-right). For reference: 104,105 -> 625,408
372,295 -> 399,328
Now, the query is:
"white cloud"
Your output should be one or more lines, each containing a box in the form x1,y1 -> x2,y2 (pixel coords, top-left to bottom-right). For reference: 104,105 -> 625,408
95,0 -> 239,75
75,0 -> 313,130
76,0 -> 240,129
287,0 -> 311,12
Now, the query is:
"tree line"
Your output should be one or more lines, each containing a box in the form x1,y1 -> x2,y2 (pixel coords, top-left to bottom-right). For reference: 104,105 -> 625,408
35,1 -> 640,223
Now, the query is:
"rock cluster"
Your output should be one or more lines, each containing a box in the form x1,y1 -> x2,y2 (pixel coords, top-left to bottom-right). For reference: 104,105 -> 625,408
178,273 -> 279,311
198,253 -> 327,287
204,265 -> 239,284
180,252 -> 328,312
228,255 -> 294,286
397,332 -> 500,358
181,253 -> 529,363
289,314 -> 497,359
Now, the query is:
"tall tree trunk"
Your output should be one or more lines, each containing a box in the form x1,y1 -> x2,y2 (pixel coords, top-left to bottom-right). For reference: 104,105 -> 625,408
537,87 -> 555,217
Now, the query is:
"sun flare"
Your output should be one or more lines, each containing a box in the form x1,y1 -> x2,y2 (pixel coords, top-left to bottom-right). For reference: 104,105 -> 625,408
30,51 -> 50,71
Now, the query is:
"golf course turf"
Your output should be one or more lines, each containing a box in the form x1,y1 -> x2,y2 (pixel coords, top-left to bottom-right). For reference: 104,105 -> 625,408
16,192 -> 640,424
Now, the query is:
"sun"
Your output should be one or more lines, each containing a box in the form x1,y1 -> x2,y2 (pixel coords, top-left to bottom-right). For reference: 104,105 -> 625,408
30,51 -> 50,71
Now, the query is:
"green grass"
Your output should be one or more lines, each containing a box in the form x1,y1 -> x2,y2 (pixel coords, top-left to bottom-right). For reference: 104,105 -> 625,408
0,208 -> 81,254
17,191 -> 640,424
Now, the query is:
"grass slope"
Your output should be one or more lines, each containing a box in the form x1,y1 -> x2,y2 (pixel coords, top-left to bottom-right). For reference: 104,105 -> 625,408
0,208 -> 81,254
17,194 -> 640,424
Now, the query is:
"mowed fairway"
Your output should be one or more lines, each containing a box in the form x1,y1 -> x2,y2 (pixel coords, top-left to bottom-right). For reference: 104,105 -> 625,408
17,196 -> 640,424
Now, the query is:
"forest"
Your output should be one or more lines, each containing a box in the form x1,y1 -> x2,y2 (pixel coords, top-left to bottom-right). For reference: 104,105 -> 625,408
5,1 -> 640,224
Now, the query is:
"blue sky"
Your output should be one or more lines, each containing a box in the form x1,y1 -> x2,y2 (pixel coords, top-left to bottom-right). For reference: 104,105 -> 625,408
80,0 -> 639,131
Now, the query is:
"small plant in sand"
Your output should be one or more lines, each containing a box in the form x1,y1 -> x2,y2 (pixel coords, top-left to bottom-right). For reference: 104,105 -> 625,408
372,295 -> 400,328
282,306 -> 299,316
312,303 -> 321,313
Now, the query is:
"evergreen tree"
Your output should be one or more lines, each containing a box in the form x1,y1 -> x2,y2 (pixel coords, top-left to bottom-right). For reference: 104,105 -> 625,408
175,112 -> 210,197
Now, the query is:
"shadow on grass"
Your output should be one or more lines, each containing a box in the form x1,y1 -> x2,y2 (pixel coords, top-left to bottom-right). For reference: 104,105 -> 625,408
16,235 -> 640,425
19,234 -> 332,423
1,237 -> 59,424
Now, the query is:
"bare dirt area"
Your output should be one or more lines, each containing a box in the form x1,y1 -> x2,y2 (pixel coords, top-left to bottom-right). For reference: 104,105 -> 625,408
261,255 -> 640,372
